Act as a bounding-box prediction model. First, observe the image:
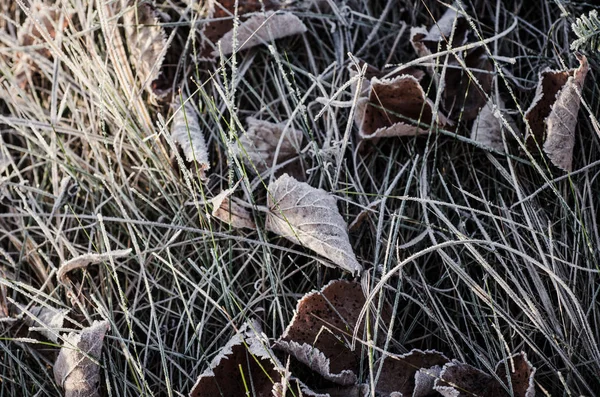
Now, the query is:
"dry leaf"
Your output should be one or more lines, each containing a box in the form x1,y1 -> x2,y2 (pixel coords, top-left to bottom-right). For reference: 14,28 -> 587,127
189,320 -> 285,397
123,1 -> 168,102
410,6 -> 492,122
471,98 -> 516,152
354,75 -> 450,139
543,55 -> 589,171
214,11 -> 307,56
23,305 -> 69,343
54,320 -> 110,397
434,352 -> 536,397
525,55 -> 589,171
171,96 -> 210,178
57,249 -> 132,283
236,117 -> 303,174
199,0 -> 281,59
442,47 -> 493,121
274,280 -> 367,385
375,349 -> 449,396
210,187 -> 256,230
266,174 -> 362,275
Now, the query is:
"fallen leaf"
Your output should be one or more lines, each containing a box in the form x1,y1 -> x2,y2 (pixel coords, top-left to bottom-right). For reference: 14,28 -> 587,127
23,305 -> 69,343
434,352 -> 536,397
210,186 -> 256,230
199,0 -> 281,59
170,96 -> 210,179
123,1 -> 168,103
57,249 -> 132,283
375,349 -> 449,396
470,98 -> 516,152
274,280 -> 367,385
54,320 -> 110,397
214,11 -> 307,56
410,6 -> 492,121
354,75 -> 450,139
189,320 -> 285,397
543,55 -> 589,171
266,174 -> 362,275
236,117 -> 303,174
525,55 -> 589,170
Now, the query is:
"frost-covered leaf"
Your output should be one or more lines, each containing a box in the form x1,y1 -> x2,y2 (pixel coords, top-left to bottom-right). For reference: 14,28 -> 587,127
57,249 -> 132,283
210,186 -> 256,230
54,320 -> 110,397
171,96 -> 210,178
354,75 -> 450,139
214,11 -> 307,56
410,6 -> 491,121
274,280 -> 367,385
543,55 -> 589,171
236,117 -> 303,174
123,1 -> 168,102
375,349 -> 449,396
189,320 -> 285,397
434,352 -> 536,397
198,0 -> 281,59
23,305 -> 69,343
471,98 -> 516,152
525,55 -> 589,171
266,174 -> 362,274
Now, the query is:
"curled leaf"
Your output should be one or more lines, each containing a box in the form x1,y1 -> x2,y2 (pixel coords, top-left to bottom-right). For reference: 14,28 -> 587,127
54,320 -> 110,397
171,96 -> 210,178
266,174 -> 362,275
543,55 -> 589,171
236,117 -> 303,174
274,280 -> 367,385
354,75 -> 450,139
189,320 -> 284,397
375,349 -> 449,396
434,352 -> 536,397
525,55 -> 589,171
214,11 -> 307,56
57,249 -> 132,283
210,186 -> 256,230
123,1 -> 168,102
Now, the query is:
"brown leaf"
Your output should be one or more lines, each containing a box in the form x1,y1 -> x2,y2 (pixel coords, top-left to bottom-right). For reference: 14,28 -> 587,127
123,1 -> 168,103
199,0 -> 281,59
170,96 -> 210,179
525,55 -> 589,171
410,7 -> 492,122
189,320 -> 285,397
470,98 -> 516,152
543,55 -> 589,171
54,320 -> 110,397
236,117 -> 303,174
266,174 -> 362,275
214,11 -> 307,57
210,186 -> 257,230
274,280 -> 367,385
375,349 -> 449,396
354,75 -> 450,139
434,352 -> 536,397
